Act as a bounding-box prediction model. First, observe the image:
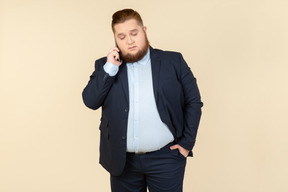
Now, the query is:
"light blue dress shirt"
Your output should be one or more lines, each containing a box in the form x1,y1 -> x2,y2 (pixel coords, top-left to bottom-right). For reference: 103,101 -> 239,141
104,49 -> 174,153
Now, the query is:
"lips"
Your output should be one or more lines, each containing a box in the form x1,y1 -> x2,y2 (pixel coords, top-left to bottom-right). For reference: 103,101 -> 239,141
129,46 -> 137,50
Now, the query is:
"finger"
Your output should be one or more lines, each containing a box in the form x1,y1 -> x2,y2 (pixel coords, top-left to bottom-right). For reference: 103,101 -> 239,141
179,148 -> 189,157
108,51 -> 120,60
114,55 -> 120,61
109,50 -> 119,56
112,52 -> 121,60
179,150 -> 188,158
109,47 -> 120,53
107,52 -> 122,65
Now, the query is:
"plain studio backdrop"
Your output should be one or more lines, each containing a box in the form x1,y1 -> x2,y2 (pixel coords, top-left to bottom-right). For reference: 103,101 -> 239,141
1,0 -> 287,191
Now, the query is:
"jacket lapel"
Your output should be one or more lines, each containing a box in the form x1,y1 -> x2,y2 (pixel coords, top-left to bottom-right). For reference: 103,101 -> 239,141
118,62 -> 129,104
150,47 -> 161,101
118,47 -> 161,104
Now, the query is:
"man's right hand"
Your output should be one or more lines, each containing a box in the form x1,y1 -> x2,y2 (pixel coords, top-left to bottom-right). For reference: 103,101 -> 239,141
107,47 -> 123,66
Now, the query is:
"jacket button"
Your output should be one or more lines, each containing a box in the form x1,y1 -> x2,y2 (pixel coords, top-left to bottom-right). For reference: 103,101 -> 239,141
124,108 -> 128,112
122,136 -> 126,140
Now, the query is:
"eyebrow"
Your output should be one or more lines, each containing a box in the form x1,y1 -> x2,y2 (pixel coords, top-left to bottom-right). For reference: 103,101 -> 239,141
117,29 -> 139,38
130,29 -> 138,33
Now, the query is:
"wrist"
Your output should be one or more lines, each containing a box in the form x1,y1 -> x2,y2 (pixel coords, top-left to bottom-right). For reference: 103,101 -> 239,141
103,62 -> 119,76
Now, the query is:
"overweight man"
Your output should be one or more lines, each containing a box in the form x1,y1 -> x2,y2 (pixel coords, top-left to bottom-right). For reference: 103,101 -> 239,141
82,8 -> 203,192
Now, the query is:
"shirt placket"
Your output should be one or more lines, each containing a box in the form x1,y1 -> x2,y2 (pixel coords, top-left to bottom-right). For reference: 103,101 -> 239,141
133,64 -> 140,152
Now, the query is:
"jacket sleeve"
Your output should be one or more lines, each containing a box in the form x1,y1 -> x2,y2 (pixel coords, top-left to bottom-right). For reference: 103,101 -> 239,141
176,53 -> 203,154
82,59 -> 115,110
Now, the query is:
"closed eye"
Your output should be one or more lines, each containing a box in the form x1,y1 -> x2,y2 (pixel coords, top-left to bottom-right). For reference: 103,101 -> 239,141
118,35 -> 126,40
130,29 -> 138,36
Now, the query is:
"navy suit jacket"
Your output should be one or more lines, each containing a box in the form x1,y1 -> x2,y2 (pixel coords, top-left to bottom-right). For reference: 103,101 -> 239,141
82,47 -> 203,176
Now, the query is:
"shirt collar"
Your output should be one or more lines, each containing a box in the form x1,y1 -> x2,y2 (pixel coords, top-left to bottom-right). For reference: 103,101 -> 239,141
127,48 -> 150,66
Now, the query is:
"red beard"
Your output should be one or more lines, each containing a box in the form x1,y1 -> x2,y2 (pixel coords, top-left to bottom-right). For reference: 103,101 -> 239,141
119,35 -> 150,63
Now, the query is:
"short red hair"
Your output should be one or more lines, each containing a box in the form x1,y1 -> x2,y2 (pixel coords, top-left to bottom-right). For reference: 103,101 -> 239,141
111,9 -> 144,32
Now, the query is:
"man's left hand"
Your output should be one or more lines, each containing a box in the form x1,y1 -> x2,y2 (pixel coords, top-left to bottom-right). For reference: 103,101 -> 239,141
170,144 -> 189,158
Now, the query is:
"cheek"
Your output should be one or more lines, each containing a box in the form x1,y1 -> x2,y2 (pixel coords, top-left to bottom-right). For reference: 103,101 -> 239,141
116,42 -> 126,52
137,35 -> 147,47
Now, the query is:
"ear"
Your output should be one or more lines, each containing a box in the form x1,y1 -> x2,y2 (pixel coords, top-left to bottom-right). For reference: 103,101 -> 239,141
143,26 -> 147,33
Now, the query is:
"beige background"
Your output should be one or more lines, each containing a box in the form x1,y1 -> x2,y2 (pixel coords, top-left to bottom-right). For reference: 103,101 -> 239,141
1,0 -> 288,191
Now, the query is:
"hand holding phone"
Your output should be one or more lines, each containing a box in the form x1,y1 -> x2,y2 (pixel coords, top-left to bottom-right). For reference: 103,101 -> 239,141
107,47 -> 123,66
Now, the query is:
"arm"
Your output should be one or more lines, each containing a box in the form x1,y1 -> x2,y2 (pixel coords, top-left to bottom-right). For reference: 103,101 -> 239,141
82,47 -> 122,110
82,59 -> 114,110
171,53 -> 203,156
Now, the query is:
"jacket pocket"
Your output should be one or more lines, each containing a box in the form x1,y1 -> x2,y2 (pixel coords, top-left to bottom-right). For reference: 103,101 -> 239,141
100,120 -> 110,140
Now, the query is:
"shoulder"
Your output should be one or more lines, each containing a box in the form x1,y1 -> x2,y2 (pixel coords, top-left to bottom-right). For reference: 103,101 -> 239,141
94,56 -> 107,69
150,47 -> 184,66
95,56 -> 107,64
151,47 -> 182,58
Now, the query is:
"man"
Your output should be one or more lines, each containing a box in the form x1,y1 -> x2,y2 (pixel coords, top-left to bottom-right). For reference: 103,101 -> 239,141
82,8 -> 203,192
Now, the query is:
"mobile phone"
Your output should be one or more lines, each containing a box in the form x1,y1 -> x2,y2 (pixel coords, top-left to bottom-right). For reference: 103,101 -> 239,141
115,46 -> 122,62
117,52 -> 121,61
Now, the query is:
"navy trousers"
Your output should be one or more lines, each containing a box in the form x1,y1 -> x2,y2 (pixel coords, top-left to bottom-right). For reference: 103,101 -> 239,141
110,143 -> 187,192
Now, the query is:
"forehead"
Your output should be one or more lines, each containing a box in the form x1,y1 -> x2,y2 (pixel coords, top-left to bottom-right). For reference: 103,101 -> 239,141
114,19 -> 142,35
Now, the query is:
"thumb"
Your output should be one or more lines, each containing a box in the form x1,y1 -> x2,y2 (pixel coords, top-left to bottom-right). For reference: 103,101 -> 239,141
170,144 -> 179,150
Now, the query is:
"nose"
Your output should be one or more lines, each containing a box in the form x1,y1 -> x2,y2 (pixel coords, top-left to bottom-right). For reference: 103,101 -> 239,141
127,35 -> 134,45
